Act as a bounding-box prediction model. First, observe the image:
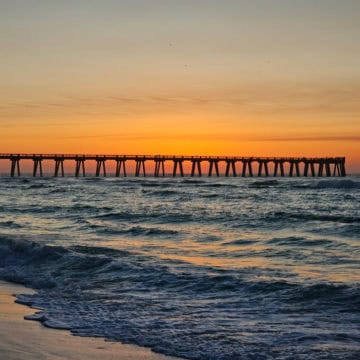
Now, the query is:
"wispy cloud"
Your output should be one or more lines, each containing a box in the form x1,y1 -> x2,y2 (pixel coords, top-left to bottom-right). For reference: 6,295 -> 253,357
255,135 -> 360,142
1,80 -> 360,118
52,133 -> 360,143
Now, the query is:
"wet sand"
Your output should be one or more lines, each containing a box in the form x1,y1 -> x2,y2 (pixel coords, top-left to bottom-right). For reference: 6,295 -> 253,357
0,280 -> 180,360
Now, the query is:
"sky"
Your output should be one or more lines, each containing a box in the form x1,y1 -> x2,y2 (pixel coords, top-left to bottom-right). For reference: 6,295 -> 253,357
1,0 -> 359,172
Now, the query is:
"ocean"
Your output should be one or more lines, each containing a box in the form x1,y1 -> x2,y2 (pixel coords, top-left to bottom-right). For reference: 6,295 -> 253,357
0,175 -> 359,359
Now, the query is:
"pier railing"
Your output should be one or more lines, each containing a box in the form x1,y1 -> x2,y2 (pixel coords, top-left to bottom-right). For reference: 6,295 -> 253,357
0,154 -> 346,177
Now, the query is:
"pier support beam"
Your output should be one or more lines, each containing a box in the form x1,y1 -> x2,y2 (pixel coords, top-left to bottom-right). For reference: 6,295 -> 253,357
115,159 -> 127,177
75,158 -> 86,177
289,161 -> 300,177
340,158 -> 346,177
310,162 -> 315,177
172,160 -> 184,177
208,160 -> 219,176
257,160 -> 269,176
54,158 -> 65,177
135,159 -> 146,177
10,157 -> 21,177
154,159 -> 165,177
304,161 -> 309,176
318,161 -> 324,177
225,160 -> 237,177
191,160 -> 202,177
325,161 -> 331,177
241,161 -> 253,177
274,161 -> 285,177
33,157 -> 43,177
332,159 -> 346,177
96,158 -> 107,177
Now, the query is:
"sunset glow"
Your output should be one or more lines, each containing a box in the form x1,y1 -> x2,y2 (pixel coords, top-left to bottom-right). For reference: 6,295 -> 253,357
1,1 -> 359,172
1,3 -> 360,359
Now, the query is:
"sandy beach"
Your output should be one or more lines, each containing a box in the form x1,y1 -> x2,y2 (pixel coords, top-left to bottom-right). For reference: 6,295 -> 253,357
0,280 -> 180,360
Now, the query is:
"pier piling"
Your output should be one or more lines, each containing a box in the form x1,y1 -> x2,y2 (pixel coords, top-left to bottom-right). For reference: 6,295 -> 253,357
96,158 -> 107,177
208,160 -> 220,177
172,159 -> 184,177
115,158 -> 127,177
135,158 -> 146,177
225,160 -> 237,177
191,159 -> 202,177
32,157 -> 43,177
154,159 -> 165,177
10,156 -> 21,177
258,160 -> 269,177
75,158 -> 86,177
54,158 -> 65,177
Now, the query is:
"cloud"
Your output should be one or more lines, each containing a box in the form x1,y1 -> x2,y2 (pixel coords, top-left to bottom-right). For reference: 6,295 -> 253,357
53,133 -> 360,143
255,135 -> 360,142
1,79 -> 360,116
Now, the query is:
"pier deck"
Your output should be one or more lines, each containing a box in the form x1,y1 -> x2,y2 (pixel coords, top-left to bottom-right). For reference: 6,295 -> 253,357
0,154 -> 346,177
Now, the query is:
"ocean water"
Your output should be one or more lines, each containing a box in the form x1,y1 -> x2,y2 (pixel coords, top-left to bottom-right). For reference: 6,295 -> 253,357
0,175 -> 359,359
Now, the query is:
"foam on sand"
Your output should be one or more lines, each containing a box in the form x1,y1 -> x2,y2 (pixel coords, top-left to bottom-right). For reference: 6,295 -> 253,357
0,280 -> 180,360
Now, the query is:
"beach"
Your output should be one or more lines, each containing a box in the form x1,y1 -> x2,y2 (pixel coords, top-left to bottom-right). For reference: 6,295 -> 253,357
0,280 -> 179,360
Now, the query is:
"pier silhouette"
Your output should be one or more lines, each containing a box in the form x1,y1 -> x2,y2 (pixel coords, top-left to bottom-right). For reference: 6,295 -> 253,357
1,154 -> 346,177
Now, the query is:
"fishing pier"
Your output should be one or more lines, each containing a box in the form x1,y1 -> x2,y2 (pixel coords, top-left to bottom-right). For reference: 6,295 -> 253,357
0,154 -> 346,177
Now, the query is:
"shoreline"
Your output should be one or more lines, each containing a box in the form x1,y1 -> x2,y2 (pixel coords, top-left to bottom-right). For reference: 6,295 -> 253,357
0,280 -> 181,360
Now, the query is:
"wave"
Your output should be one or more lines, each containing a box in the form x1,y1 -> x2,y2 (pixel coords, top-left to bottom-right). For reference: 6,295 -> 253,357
95,211 -> 196,224
315,179 -> 360,189
249,180 -> 280,187
97,225 -> 180,237
1,237 -> 359,360
267,211 -> 360,224
195,234 -> 222,243
221,239 -> 259,246
142,189 -> 180,196
0,220 -> 22,229
267,236 -> 334,247
202,183 -> 238,188
139,180 -> 173,187
0,205 -> 65,215
200,193 -> 220,199
2,237 -> 356,297
95,211 -> 148,221
82,177 -> 105,182
28,183 -> 51,189
288,283 -> 360,306
49,188 -> 68,194
324,223 -> 360,238
180,179 -> 207,184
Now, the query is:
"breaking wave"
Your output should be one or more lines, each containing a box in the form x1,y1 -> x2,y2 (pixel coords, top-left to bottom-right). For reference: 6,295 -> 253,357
1,237 -> 359,360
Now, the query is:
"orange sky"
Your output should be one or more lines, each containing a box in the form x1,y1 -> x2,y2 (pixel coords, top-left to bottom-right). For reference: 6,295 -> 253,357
1,1 -> 359,173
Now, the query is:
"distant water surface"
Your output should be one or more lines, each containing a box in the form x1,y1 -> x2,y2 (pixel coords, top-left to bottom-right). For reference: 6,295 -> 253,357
0,176 -> 359,359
